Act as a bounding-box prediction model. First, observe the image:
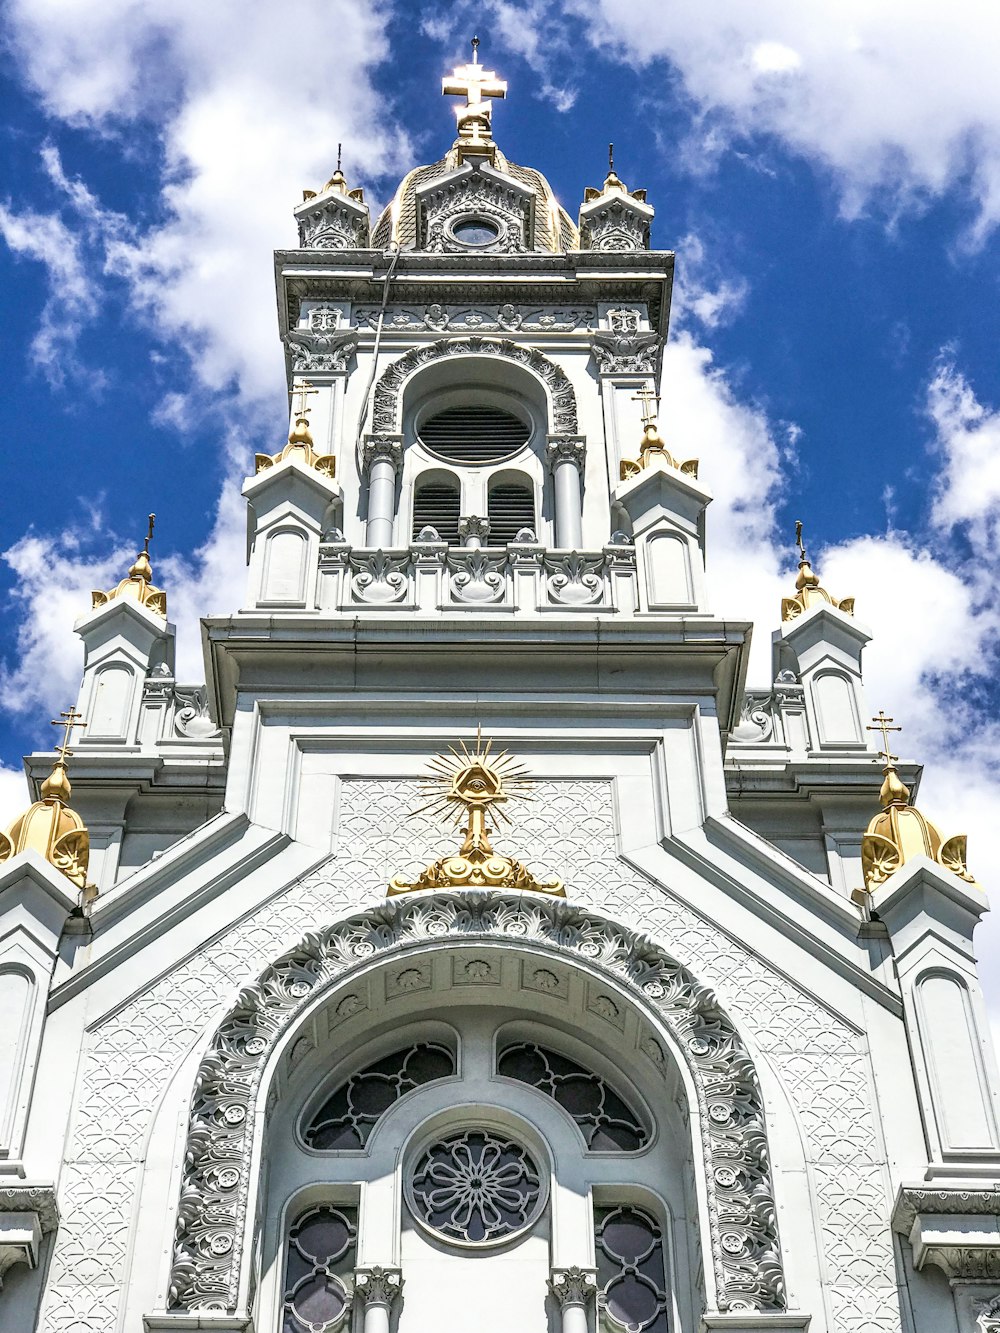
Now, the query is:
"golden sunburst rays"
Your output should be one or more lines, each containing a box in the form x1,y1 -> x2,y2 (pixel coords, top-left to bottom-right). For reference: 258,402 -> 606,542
410,728 -> 534,830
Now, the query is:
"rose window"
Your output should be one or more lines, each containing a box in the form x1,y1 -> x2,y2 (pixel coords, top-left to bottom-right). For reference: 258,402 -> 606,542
408,1128 -> 543,1245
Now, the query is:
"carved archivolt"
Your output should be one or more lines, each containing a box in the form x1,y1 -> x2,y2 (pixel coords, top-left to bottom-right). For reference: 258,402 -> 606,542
167,892 -> 786,1317
371,336 -> 579,437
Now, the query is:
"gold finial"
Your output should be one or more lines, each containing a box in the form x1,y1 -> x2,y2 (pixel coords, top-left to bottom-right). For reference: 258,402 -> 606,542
584,143 -> 647,203
619,383 -> 699,481
860,711 -> 978,892
388,730 -> 564,896
442,37 -> 507,158
0,706 -> 94,896
92,514 -> 167,617
254,379 -> 336,479
303,142 -> 365,204
781,520 -> 853,622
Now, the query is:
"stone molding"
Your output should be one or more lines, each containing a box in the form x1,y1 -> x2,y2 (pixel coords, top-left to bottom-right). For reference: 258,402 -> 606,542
371,336 -> 579,436
166,893 -> 786,1316
283,330 -> 358,374
0,1183 -> 57,1287
893,1186 -> 1000,1278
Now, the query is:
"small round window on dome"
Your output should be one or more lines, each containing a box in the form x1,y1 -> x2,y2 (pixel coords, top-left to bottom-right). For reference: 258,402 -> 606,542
452,218 -> 500,246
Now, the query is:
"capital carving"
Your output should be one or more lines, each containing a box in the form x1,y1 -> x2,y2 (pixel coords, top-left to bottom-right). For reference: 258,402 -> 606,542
361,435 -> 403,476
355,1265 -> 404,1308
458,515 -> 491,545
546,435 -> 586,472
549,1266 -> 597,1308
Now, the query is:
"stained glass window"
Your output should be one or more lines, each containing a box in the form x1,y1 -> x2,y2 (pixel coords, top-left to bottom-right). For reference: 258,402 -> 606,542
281,1204 -> 357,1333
497,1043 -> 648,1150
304,1042 -> 455,1150
409,1128 -> 543,1245
595,1205 -> 670,1333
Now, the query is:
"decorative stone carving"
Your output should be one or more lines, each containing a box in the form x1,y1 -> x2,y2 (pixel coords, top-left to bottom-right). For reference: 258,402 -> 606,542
579,195 -> 652,252
457,515 -> 491,546
172,685 -> 221,740
355,1266 -> 404,1308
417,165 -> 532,254
165,892 -> 786,1315
549,1266 -> 597,1308
353,304 -> 595,334
730,694 -> 776,746
372,337 -> 578,436
545,553 -> 605,606
893,1187 -> 1000,1279
349,551 -> 409,605
977,1294 -> 1000,1332
360,437 -> 404,476
546,436 -> 586,474
591,328 -> 660,375
295,196 -> 369,250
0,1185 -> 58,1286
448,549 -> 506,604
284,330 -> 357,374
308,304 -> 345,332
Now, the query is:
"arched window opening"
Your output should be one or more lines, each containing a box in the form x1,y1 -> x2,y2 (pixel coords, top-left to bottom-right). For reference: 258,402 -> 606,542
412,479 -> 461,545
281,1204 -> 357,1333
419,404 -> 530,464
303,1042 -> 455,1149
595,1205 -> 670,1333
488,480 -> 536,544
497,1042 -> 648,1150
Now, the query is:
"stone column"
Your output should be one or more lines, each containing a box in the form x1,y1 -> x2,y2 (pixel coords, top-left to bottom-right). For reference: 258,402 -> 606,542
549,1266 -> 596,1333
458,515 -> 490,550
355,1265 -> 404,1333
546,436 -> 586,549
362,436 -> 403,548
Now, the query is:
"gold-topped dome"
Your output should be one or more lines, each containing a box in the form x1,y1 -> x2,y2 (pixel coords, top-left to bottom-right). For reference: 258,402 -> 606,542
860,711 -> 977,891
781,521 -> 854,622
619,385 -> 698,480
92,514 -> 167,618
371,40 -> 578,253
0,708 -> 94,896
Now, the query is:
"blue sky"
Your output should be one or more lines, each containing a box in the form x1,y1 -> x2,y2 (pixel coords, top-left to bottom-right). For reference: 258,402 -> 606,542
2,1 -> 1000,1010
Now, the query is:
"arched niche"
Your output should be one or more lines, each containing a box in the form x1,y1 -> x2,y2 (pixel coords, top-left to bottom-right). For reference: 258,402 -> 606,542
371,337 -> 579,439
164,893 -> 787,1322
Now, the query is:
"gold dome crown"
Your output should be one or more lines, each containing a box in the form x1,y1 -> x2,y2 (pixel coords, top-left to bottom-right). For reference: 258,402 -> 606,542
781,521 -> 854,622
92,514 -> 166,618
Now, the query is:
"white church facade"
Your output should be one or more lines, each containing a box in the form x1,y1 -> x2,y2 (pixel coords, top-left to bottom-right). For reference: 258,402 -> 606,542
1,45 -> 999,1333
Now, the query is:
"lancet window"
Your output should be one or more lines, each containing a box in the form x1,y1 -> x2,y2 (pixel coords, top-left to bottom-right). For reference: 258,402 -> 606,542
280,1203 -> 358,1333
595,1204 -> 671,1333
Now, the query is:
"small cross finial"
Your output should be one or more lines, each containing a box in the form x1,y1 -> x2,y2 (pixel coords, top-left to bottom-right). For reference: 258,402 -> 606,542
290,380 -> 318,419
795,519 -> 806,563
51,707 -> 86,764
336,142 -> 342,173
631,383 -> 660,426
143,513 -> 155,557
608,142 -> 614,172
867,710 -> 902,765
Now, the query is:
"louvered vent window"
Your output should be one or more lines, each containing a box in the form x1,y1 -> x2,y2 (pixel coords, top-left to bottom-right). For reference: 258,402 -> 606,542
412,481 -> 460,544
419,405 -> 530,464
488,483 -> 535,545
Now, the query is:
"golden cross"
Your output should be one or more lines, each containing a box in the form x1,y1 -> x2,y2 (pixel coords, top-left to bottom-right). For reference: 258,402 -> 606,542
143,513 -> 155,556
51,707 -> 86,763
631,383 -> 660,426
290,381 -> 318,418
794,519 -> 806,563
442,36 -> 507,110
867,710 -> 902,764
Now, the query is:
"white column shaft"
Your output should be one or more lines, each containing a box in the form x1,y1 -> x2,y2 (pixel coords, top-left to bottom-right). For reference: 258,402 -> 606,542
554,459 -> 583,549
366,458 -> 397,547
560,1302 -> 590,1333
363,1303 -> 391,1333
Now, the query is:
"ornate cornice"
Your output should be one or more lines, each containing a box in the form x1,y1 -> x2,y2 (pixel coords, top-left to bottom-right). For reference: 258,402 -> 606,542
165,892 -> 785,1317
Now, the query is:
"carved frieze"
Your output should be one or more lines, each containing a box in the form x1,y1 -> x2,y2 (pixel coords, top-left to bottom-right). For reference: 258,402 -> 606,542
353,304 -> 595,333
372,336 -> 578,436
165,892 -> 786,1316
284,330 -> 357,374
295,197 -> 369,250
591,308 -> 660,374
579,196 -> 652,252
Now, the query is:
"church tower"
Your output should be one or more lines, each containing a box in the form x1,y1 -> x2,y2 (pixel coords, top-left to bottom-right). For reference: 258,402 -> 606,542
2,45 -> 999,1333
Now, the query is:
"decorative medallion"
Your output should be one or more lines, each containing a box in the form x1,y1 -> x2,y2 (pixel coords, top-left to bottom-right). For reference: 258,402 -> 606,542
387,732 -> 564,896
407,1128 -> 544,1245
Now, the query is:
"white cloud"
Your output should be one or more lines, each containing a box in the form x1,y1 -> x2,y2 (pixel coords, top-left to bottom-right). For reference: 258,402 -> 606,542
928,358 -> 1000,554
3,0 -> 412,408
0,763 -> 29,831
485,0 -> 1000,239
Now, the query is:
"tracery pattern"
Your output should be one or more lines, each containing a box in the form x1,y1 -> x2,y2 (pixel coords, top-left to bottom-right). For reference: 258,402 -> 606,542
304,1042 -> 455,1149
408,1129 -> 542,1244
497,1042 -> 647,1151
596,1205 -> 670,1333
282,1205 -> 356,1333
